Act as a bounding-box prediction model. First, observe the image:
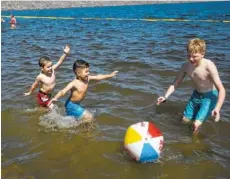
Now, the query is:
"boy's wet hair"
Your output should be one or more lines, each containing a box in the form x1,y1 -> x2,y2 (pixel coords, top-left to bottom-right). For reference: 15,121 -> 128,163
39,56 -> 51,67
73,60 -> 89,72
187,38 -> 206,55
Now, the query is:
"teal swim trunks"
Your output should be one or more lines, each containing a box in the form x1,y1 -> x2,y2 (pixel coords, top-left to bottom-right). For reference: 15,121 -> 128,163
183,90 -> 218,122
65,98 -> 85,120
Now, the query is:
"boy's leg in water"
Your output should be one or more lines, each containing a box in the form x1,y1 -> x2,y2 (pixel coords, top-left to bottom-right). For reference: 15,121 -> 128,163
182,116 -> 202,135
182,90 -> 201,133
181,116 -> 193,124
81,110 -> 94,123
182,116 -> 200,134
192,90 -> 218,135
192,120 -> 202,135
48,102 -> 54,109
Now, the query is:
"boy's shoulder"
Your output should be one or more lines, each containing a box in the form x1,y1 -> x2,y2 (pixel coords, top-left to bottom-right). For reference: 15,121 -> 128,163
71,78 -> 89,86
69,79 -> 82,89
202,58 -> 216,68
36,73 -> 43,80
204,58 -> 214,64
37,72 -> 49,80
203,58 -> 219,73
38,72 -> 47,78
70,79 -> 79,85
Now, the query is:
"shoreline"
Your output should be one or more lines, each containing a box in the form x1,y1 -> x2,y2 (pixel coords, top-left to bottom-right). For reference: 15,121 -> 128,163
1,1 -> 209,11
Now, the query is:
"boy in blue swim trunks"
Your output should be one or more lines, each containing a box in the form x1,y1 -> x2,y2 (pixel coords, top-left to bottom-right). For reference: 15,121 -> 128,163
157,38 -> 226,134
52,60 -> 118,122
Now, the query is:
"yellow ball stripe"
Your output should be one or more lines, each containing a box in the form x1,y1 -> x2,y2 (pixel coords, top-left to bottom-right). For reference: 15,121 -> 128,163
124,127 -> 142,145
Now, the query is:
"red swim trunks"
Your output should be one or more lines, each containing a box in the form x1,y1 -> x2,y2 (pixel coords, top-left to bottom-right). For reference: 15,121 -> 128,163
36,90 -> 52,107
10,18 -> 16,24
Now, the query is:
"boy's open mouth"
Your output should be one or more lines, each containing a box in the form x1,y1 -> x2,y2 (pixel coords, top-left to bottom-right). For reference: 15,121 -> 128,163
47,69 -> 52,73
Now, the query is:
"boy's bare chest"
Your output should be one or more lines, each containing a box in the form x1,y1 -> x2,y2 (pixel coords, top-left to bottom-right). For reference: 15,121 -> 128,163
40,73 -> 55,84
187,66 -> 209,81
75,82 -> 88,93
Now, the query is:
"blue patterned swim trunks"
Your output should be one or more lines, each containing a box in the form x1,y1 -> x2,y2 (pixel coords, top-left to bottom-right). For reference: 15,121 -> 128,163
65,98 -> 85,120
183,90 -> 218,122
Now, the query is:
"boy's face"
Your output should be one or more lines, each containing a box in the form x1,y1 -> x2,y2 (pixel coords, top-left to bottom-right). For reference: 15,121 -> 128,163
41,61 -> 52,74
187,52 -> 204,66
77,67 -> 89,81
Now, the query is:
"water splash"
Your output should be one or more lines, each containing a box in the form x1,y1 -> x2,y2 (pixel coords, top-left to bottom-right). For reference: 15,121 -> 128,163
38,105 -> 98,130
24,107 -> 42,113
38,106 -> 81,129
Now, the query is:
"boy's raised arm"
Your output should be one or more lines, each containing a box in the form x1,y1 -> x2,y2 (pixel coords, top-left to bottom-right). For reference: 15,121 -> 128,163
24,76 -> 40,96
89,71 -> 118,81
52,44 -> 70,71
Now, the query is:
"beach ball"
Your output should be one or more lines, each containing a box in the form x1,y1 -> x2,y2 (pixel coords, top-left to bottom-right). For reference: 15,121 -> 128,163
124,121 -> 164,163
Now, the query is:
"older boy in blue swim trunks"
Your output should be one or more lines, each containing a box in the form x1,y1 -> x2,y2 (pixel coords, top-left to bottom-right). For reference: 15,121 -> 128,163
157,38 -> 226,134
52,60 -> 118,122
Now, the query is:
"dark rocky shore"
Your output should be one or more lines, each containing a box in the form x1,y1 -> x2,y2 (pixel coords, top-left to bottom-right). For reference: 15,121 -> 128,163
1,1 -> 205,11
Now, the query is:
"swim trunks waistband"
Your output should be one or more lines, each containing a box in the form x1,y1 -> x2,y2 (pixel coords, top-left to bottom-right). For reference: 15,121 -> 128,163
194,89 -> 218,95
39,90 -> 50,95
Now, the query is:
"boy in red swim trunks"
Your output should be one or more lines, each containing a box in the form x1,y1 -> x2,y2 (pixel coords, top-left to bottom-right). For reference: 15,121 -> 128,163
24,44 -> 70,109
10,15 -> 16,29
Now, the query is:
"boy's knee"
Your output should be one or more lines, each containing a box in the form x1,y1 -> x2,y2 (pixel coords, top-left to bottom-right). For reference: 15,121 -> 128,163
182,116 -> 192,123
48,102 -> 54,109
192,120 -> 203,135
81,110 -> 94,123
194,120 -> 202,127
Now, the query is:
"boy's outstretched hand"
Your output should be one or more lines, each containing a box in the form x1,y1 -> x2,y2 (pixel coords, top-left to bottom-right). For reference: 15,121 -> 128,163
24,92 -> 31,96
111,71 -> 118,77
64,44 -> 70,54
212,108 -> 220,122
157,96 -> 167,105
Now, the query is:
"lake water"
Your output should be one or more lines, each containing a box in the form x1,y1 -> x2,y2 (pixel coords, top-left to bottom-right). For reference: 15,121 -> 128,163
1,2 -> 230,179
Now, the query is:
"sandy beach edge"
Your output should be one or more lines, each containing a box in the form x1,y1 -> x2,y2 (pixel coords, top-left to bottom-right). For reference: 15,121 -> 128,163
1,1 -> 208,11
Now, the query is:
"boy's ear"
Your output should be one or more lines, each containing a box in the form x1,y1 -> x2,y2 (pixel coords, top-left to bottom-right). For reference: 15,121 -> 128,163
76,69 -> 81,76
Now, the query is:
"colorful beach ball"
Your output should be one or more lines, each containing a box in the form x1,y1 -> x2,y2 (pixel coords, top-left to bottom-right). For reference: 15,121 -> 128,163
124,121 -> 164,163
